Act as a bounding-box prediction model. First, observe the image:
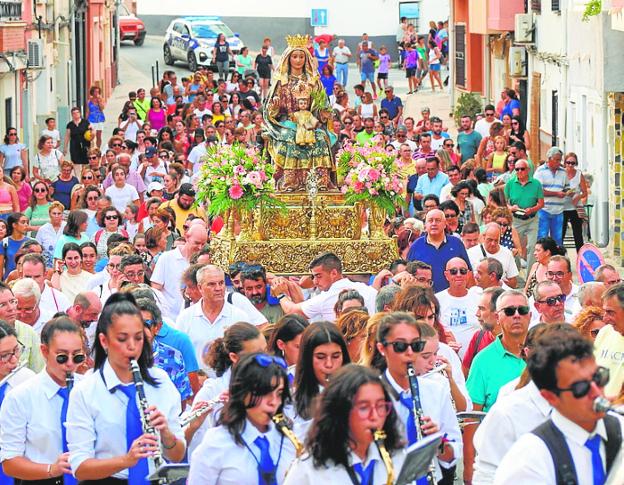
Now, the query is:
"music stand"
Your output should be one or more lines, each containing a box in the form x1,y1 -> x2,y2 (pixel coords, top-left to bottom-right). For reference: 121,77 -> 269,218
395,432 -> 442,485
148,463 -> 190,483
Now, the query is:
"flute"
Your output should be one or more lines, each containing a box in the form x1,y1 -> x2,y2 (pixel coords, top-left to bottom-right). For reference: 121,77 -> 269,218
421,363 -> 448,378
179,397 -> 226,428
407,362 -> 436,485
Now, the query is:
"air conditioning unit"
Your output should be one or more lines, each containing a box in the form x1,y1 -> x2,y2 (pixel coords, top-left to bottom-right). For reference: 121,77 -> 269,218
515,13 -> 535,44
509,46 -> 527,77
27,39 -> 44,69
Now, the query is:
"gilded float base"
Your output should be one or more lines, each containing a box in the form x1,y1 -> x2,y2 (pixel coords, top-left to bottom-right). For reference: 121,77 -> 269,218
210,236 -> 399,275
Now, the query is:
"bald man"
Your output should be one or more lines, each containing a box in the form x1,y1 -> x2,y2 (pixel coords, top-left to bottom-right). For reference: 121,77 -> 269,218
407,209 -> 472,291
467,222 -> 519,288
175,265 -> 252,370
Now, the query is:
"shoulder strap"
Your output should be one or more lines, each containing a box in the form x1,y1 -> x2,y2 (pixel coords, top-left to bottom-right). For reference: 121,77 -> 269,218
94,229 -> 102,245
479,244 -> 487,258
532,419 -> 578,485
227,292 -> 233,304
379,373 -> 399,401
472,330 -> 487,358
604,414 -> 623,472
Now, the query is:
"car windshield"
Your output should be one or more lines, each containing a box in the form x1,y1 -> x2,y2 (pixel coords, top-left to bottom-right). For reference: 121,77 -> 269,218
191,23 -> 234,39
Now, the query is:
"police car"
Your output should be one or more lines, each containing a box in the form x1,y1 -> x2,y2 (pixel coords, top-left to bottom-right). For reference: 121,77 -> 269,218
163,16 -> 244,72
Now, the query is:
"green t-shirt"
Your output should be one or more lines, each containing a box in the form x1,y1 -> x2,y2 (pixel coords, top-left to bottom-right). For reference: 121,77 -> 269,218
25,203 -> 51,228
355,130 -> 375,146
504,177 -> 544,210
53,233 -> 90,259
466,336 -> 526,411
457,130 -> 482,163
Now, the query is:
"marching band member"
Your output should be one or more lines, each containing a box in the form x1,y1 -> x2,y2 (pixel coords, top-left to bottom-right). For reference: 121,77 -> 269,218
291,321 -> 350,439
186,322 -> 267,454
66,293 -> 185,483
0,320 -> 36,484
188,352 -> 297,485
0,317 -> 83,484
375,312 -> 462,483
267,314 -> 309,383
285,364 -> 405,484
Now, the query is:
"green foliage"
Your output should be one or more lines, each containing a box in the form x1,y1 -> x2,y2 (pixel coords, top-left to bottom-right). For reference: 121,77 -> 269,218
582,0 -> 602,22
453,92 -> 483,127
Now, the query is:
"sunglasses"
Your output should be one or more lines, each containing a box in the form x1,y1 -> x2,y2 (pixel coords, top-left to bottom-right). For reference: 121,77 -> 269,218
105,215 -> 118,220
56,353 -> 86,365
88,156 -> 98,160
83,175 -> 94,180
537,294 -> 566,306
34,188 -> 47,193
448,268 -> 468,275
143,318 -> 158,328
8,132 -> 16,136
111,143 -> 122,147
485,112 -> 495,117
564,161 -> 577,166
515,167 -> 527,172
553,366 -> 609,398
254,354 -> 287,369
383,339 -> 426,353
500,305 -> 530,316
445,144 -> 455,148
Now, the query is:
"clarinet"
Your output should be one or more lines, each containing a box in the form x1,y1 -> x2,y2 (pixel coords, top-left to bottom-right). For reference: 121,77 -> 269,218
407,362 -> 436,485
373,429 -> 395,485
129,359 -> 166,483
65,372 -> 74,393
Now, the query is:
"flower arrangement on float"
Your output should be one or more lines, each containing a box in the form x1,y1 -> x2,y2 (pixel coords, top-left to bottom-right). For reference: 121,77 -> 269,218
195,144 -> 284,239
337,144 -> 405,238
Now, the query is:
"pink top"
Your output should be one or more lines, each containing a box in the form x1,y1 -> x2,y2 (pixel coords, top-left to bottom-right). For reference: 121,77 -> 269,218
147,108 -> 166,131
0,185 -> 12,212
16,183 -> 31,212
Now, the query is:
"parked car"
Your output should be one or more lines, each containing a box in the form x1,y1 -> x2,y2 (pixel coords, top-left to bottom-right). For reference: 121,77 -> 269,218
163,16 -> 244,72
119,5 -> 146,46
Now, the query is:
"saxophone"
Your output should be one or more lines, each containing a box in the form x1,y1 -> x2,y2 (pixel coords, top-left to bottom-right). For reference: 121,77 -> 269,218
129,359 -> 165,483
373,429 -> 394,485
407,362 -> 437,485
272,413 -> 304,457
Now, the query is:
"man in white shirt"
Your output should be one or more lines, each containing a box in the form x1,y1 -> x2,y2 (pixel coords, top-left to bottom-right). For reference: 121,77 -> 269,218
176,265 -> 251,370
151,225 -> 207,318
119,108 -> 143,142
187,136 -> 208,175
495,329 -> 623,484
439,165 -> 461,202
13,278 -> 46,333
332,38 -> 352,87
474,105 -> 497,138
21,254 -> 70,322
532,281 -> 567,325
467,223 -> 519,288
271,252 -> 377,322
435,257 -> 480,359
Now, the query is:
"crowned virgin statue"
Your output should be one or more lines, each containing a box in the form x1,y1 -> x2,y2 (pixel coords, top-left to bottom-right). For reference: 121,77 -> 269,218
263,35 -> 337,192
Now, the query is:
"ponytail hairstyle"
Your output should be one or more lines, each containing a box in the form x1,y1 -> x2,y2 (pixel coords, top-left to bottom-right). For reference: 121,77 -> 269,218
219,352 -> 291,445
93,292 -> 158,386
294,321 -> 350,420
268,314 -> 309,359
206,322 -> 261,377
40,316 -> 82,345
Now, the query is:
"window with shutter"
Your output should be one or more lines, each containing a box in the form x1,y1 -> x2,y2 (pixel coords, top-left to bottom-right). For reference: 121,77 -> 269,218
455,24 -> 466,88
552,0 -> 560,12
531,0 -> 541,13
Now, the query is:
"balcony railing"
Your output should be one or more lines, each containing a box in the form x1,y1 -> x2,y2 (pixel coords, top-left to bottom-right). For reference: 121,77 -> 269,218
0,1 -> 21,21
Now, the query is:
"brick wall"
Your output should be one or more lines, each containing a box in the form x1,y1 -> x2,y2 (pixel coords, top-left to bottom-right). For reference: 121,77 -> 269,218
0,21 -> 26,53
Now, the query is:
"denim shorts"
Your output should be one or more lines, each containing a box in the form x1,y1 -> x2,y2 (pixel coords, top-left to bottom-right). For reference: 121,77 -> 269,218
360,71 -> 375,83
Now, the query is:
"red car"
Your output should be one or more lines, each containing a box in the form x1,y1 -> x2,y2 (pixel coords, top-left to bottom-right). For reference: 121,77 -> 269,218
119,5 -> 146,46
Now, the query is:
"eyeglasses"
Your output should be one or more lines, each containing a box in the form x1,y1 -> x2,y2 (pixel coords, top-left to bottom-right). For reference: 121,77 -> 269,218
383,340 -> 426,353
564,161 -> 577,166
34,188 -> 47,193
515,167 -> 528,172
124,271 -> 145,279
414,276 -> 433,286
537,294 -> 566,306
0,343 -> 24,363
380,115 -> 389,119
143,318 -> 158,328
499,305 -> 530,316
105,215 -> 118,220
56,353 -> 86,365
254,354 -> 287,369
88,156 -> 98,160
553,366 -> 609,398
444,213 -> 458,219
107,263 -> 121,270
546,271 -> 568,279
111,143 -> 122,147
353,401 -> 394,419
448,268 -> 468,275
87,196 -> 98,201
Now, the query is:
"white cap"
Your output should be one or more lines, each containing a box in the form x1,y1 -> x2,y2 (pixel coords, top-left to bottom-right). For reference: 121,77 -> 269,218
147,181 -> 163,193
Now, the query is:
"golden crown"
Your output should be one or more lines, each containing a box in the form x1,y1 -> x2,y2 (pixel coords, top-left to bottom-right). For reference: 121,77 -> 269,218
285,34 -> 309,49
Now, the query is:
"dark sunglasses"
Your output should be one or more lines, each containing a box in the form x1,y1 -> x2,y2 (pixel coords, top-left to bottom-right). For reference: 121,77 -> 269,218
537,294 -> 566,306
56,353 -> 86,365
515,167 -> 528,172
88,156 -> 98,160
565,161 -> 577,166
111,143 -> 122,147
445,143 -> 455,148
383,339 -> 426,353
500,305 -> 530,316
254,354 -> 287,369
553,366 -> 609,398
448,268 -> 468,275
485,112 -> 495,117
34,188 -> 47,193
105,215 -> 119,220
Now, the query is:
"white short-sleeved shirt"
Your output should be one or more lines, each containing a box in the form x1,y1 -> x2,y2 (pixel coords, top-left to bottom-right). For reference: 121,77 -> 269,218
300,278 -> 378,322
467,244 -> 519,281
40,283 -> 71,322
0,369 -> 73,464
188,419 -> 297,485
175,300 -> 251,370
151,247 -> 187,317
105,184 -> 139,212
66,360 -> 184,479
188,143 -> 208,174
434,289 -> 480,359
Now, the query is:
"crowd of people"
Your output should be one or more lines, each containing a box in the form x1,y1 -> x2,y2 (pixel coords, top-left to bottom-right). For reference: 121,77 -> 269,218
0,28 -> 619,485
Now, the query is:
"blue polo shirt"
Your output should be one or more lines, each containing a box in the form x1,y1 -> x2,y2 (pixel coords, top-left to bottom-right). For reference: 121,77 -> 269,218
406,234 -> 472,292
380,96 -> 403,120
157,321 -> 200,373
415,171 -> 449,198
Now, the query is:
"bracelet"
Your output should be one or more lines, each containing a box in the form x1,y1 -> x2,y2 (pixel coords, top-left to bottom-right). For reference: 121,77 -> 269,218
47,464 -> 52,477
277,293 -> 287,301
162,435 -> 177,450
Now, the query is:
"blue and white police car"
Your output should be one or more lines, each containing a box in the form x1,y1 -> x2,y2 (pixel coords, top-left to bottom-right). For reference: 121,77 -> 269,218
163,16 -> 244,72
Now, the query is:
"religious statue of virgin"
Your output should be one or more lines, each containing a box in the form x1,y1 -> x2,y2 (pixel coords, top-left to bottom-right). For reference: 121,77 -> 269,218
263,35 -> 337,192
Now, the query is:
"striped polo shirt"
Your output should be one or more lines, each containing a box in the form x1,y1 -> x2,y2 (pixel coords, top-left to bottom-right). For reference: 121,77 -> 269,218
534,164 -> 568,215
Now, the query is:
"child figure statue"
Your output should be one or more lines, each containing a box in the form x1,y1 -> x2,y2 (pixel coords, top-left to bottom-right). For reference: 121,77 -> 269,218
291,97 -> 319,146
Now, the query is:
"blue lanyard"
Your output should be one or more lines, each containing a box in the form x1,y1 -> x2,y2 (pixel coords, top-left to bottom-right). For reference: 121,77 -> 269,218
241,433 -> 285,482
